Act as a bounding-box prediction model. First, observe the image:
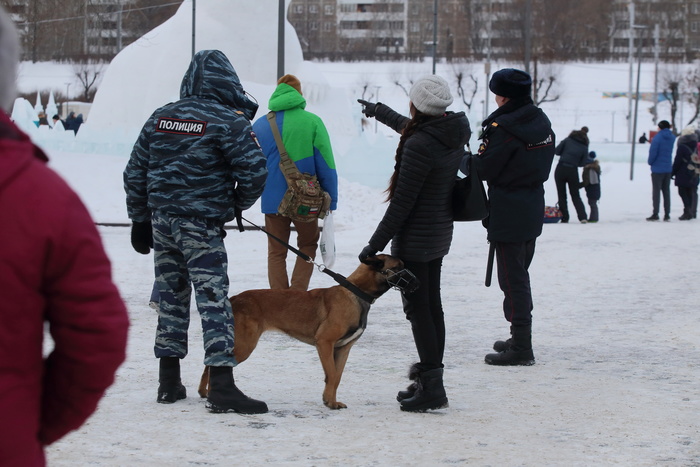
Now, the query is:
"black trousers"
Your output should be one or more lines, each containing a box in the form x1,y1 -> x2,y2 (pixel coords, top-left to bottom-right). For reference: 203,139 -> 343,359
650,172 -> 672,217
401,257 -> 445,371
678,186 -> 698,218
494,240 -> 536,327
555,164 -> 587,222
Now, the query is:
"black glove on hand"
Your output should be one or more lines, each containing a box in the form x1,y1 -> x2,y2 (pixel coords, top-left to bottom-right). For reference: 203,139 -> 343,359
357,99 -> 379,118
130,221 -> 153,255
234,206 -> 244,232
358,245 -> 378,263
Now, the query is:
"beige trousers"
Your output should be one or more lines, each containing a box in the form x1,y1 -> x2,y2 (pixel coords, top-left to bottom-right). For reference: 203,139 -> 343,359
264,214 -> 320,291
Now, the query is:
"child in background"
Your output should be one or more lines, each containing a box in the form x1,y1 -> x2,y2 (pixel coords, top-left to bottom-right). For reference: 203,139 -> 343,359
581,151 -> 601,222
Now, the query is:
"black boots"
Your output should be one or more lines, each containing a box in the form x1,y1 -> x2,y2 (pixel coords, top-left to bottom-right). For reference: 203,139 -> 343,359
157,357 -> 187,403
485,324 -> 535,366
492,325 -> 513,352
399,366 -> 448,412
206,366 -> 268,414
396,363 -> 421,402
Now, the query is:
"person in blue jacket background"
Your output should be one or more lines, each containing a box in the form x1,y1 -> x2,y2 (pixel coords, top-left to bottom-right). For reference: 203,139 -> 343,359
252,74 -> 338,291
647,120 -> 676,221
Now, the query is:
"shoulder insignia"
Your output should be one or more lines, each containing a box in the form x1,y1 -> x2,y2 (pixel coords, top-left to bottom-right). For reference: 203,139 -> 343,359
250,130 -> 262,149
478,139 -> 488,154
234,110 -> 244,115
156,117 -> 207,136
491,122 -> 499,127
526,133 -> 554,150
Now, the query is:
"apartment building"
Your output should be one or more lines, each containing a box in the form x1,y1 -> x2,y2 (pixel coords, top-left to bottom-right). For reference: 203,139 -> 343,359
1,0 -> 178,61
290,0 -> 700,62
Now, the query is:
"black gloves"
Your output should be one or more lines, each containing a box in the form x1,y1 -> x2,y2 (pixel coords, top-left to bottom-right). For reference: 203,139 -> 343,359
357,99 -> 379,118
358,245 -> 378,263
130,221 -> 153,255
234,206 -> 244,232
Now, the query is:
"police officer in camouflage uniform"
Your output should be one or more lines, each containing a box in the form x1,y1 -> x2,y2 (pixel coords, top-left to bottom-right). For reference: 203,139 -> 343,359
124,50 -> 268,414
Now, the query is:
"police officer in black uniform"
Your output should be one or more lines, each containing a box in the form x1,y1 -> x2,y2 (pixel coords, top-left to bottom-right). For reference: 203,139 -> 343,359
473,68 -> 556,366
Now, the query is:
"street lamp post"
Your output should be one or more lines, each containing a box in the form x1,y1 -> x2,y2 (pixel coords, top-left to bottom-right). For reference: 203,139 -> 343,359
192,0 -> 196,58
278,0 -> 285,79
432,0 -> 438,74
627,1 -> 635,143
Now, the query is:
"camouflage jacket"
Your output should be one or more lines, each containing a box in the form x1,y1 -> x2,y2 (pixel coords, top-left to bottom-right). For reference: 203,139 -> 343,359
124,49 -> 267,223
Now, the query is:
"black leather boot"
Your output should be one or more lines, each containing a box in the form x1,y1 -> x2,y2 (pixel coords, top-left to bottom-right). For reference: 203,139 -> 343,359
485,324 -> 535,366
492,325 -> 513,352
399,368 -> 448,412
396,363 -> 421,402
206,366 -> 268,414
157,357 -> 187,403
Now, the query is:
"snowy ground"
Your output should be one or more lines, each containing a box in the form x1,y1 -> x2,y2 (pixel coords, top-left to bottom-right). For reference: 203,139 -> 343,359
41,148 -> 700,467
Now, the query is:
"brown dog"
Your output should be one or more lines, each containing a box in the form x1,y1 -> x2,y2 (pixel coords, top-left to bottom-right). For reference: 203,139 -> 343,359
198,254 -> 416,409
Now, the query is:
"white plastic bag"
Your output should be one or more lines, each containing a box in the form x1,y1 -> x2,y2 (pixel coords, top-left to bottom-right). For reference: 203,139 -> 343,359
319,211 -> 336,268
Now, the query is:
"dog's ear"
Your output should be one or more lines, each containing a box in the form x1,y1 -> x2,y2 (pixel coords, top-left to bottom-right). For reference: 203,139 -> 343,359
361,255 -> 385,270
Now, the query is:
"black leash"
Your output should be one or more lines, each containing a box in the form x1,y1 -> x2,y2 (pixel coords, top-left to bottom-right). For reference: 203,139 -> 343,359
239,216 -> 376,304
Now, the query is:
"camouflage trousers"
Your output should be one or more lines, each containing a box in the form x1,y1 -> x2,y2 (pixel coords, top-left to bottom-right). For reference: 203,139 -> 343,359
152,212 -> 236,366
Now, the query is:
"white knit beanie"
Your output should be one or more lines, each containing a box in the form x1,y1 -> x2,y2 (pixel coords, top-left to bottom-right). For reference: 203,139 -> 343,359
409,75 -> 453,116
680,125 -> 696,136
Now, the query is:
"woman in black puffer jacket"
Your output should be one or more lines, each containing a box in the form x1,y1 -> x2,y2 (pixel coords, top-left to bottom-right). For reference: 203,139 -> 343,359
554,127 -> 590,222
357,75 -> 471,413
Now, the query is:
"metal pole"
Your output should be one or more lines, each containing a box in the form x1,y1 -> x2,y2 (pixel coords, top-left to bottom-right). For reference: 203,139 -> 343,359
627,1 -> 635,143
278,0 -> 285,79
117,0 -> 123,52
631,36 -> 643,180
653,23 -> 659,125
524,0 -> 532,74
192,0 -> 196,58
484,0 -> 492,120
432,0 -> 438,74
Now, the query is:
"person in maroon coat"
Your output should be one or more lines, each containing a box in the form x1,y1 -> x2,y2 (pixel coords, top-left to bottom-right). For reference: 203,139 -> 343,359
0,7 -> 129,466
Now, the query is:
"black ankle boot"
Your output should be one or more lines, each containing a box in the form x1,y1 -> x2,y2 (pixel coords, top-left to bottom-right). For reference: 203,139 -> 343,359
396,363 -> 421,402
157,357 -> 187,403
485,324 -> 535,366
206,366 -> 268,414
399,368 -> 448,412
492,326 -> 513,352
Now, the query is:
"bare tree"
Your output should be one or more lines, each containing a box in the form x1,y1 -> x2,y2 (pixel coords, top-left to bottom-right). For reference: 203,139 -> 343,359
73,62 -> 103,102
661,68 -> 684,133
451,66 -> 478,110
682,68 -> 700,127
532,61 -> 560,106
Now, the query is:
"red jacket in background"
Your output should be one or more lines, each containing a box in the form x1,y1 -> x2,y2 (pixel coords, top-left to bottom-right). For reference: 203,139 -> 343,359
0,112 -> 129,466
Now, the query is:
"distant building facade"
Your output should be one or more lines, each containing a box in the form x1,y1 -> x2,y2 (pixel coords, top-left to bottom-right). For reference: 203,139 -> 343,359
1,0 -> 180,62
3,0 -> 699,63
290,0 -> 700,62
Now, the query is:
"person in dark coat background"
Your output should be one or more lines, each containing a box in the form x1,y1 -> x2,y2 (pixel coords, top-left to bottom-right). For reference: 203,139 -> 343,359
672,126 -> 699,220
647,120 -> 676,221
0,7 -> 129,466
357,75 -> 471,412
473,68 -> 555,366
554,127 -> 590,223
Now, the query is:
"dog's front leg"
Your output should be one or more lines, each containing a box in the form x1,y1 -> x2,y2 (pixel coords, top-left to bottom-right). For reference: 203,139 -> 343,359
315,340 -> 345,409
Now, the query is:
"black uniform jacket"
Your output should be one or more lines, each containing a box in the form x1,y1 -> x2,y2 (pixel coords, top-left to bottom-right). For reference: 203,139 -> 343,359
475,97 -> 555,242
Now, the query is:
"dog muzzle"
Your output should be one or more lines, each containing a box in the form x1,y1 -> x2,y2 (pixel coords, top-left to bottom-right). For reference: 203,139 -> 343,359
384,268 -> 420,294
